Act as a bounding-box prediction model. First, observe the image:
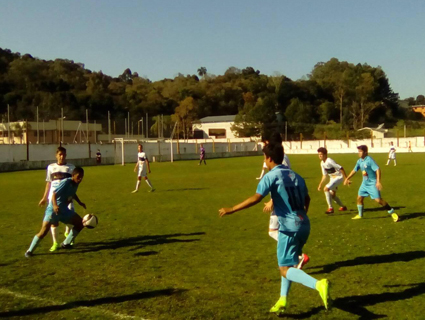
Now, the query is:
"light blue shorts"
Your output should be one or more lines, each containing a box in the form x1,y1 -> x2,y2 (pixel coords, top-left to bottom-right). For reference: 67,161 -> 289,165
358,183 -> 381,199
43,205 -> 75,225
277,223 -> 310,267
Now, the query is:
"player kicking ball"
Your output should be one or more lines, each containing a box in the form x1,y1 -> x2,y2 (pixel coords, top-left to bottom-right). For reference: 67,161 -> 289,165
25,167 -> 89,257
219,143 -> 330,316
344,145 -> 399,222
38,146 -> 75,252
317,147 -> 348,214
132,144 -> 155,193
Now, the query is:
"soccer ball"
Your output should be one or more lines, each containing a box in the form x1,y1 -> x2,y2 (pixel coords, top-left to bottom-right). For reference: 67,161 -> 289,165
83,214 -> 98,229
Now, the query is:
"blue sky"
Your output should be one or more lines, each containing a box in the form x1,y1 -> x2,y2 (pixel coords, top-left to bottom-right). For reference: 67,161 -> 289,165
1,0 -> 424,99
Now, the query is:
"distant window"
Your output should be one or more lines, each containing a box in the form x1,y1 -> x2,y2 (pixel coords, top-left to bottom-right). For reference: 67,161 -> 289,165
208,129 -> 226,138
193,130 -> 204,139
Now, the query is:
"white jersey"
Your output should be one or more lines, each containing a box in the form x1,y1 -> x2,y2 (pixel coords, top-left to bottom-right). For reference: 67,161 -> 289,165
389,146 -> 396,159
46,162 -> 75,201
321,157 -> 343,178
137,152 -> 148,177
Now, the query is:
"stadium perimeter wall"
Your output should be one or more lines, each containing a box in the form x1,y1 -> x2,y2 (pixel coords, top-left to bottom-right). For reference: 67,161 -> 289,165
0,136 -> 424,172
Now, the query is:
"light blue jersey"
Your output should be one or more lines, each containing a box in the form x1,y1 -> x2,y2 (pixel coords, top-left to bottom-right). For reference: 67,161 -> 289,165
52,177 -> 79,208
44,178 -> 79,224
354,156 -> 379,186
256,165 -> 309,233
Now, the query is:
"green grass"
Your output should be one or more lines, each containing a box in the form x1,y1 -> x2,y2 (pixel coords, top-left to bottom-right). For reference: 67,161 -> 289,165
1,153 -> 425,319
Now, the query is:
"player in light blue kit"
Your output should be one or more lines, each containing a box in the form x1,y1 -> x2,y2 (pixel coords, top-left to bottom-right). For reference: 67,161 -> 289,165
344,145 -> 399,222
219,143 -> 330,316
25,167 -> 88,257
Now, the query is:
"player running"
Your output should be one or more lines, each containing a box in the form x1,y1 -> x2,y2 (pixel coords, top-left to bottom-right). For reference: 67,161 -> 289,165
344,145 -> 399,222
132,144 -> 155,193
317,147 -> 348,214
38,146 -> 75,252
219,143 -> 330,316
386,142 -> 396,166
26,167 -> 88,257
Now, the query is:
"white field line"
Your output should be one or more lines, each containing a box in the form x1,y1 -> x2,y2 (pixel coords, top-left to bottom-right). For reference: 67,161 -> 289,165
0,287 -> 149,320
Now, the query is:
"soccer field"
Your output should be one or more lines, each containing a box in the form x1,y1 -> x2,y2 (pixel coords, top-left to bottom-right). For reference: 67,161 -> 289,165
1,153 -> 425,319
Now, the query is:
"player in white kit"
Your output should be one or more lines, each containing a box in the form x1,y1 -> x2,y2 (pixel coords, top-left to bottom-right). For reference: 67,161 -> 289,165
386,142 -> 396,166
317,147 -> 348,214
38,146 -> 75,252
132,144 -> 155,193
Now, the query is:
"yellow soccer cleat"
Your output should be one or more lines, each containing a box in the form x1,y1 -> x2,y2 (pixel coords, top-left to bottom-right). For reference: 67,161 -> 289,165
269,297 -> 287,315
49,242 -> 60,252
351,214 -> 362,220
316,279 -> 331,310
391,213 -> 399,222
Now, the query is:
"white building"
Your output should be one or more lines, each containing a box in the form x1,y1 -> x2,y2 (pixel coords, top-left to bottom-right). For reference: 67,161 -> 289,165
192,115 -> 237,139
0,120 -> 102,144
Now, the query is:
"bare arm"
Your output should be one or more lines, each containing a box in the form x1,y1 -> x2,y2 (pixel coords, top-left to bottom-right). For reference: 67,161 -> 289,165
38,182 -> 51,206
375,168 -> 382,190
74,194 -> 86,209
318,175 -> 327,191
134,162 -> 139,172
52,191 -> 59,214
146,159 -> 151,173
219,193 -> 264,217
344,170 -> 356,185
340,167 -> 348,179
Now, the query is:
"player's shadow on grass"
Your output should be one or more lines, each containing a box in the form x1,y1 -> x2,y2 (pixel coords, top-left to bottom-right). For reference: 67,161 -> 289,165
0,288 -> 187,318
164,187 -> 209,192
56,232 -> 206,255
363,206 -> 405,212
284,282 -> 425,319
399,211 -> 425,220
308,250 -> 425,275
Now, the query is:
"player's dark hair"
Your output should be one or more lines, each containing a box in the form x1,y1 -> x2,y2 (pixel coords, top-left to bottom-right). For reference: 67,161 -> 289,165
261,130 -> 282,145
357,145 -> 368,153
263,143 -> 284,164
317,147 -> 327,155
57,146 -> 66,154
72,167 -> 84,176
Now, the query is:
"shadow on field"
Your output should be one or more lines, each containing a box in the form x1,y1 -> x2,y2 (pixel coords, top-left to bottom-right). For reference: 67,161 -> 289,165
399,211 -> 425,221
363,206 -> 405,212
165,187 -> 209,192
308,250 -> 425,275
51,232 -> 205,255
284,283 -> 425,319
0,288 -> 187,318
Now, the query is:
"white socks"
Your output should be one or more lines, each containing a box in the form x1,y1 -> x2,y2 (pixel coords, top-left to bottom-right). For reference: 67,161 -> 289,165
324,191 -> 332,208
145,179 -> 153,189
50,225 -> 57,243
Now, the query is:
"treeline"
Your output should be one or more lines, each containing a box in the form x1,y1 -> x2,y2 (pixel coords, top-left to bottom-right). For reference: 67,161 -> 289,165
0,47 -> 422,138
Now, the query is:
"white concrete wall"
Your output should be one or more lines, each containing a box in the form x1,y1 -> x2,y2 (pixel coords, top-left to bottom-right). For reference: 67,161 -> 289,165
1,136 -> 423,168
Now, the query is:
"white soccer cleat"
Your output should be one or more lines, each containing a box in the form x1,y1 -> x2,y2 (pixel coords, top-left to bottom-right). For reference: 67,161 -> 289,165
131,190 -> 138,193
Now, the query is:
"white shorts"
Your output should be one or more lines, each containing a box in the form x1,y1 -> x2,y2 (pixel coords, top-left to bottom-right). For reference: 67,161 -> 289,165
138,164 -> 147,177
326,176 -> 343,191
389,154 -> 396,160
269,213 -> 279,230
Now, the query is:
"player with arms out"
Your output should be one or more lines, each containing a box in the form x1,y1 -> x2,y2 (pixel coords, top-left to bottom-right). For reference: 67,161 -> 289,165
344,145 -> 399,222
317,147 -> 348,214
26,167 -> 89,257
219,143 -> 330,316
132,144 -> 155,193
386,142 -> 396,166
38,146 -> 75,252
